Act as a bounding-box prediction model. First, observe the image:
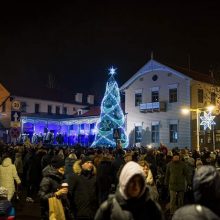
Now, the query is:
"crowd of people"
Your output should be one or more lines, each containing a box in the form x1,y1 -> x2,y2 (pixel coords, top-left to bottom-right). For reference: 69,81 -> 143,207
0,141 -> 219,220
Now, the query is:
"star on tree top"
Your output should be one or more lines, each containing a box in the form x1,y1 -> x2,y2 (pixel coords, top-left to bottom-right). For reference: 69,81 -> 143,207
108,67 -> 117,76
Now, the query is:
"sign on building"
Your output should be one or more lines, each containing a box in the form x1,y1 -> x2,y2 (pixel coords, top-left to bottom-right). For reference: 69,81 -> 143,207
11,100 -> 21,111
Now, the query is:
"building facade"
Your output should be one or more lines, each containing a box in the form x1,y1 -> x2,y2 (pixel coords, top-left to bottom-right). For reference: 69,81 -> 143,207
0,83 -> 99,146
120,59 -> 220,150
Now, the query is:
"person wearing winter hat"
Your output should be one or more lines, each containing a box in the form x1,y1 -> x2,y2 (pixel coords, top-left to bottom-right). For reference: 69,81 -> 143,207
67,155 -> 98,220
95,161 -> 164,220
165,152 -> 190,217
193,165 -> 220,218
38,155 -> 68,220
0,186 -> 15,220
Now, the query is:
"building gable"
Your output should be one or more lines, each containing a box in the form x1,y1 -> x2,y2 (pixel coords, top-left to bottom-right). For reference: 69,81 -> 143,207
120,59 -> 192,91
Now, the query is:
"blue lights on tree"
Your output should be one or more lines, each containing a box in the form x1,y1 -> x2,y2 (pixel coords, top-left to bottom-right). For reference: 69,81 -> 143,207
91,67 -> 129,148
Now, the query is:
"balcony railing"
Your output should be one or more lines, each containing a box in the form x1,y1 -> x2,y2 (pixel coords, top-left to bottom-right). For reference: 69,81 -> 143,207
140,101 -> 166,112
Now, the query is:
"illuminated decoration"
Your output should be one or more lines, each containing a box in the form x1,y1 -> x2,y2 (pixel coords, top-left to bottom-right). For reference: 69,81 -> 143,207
21,116 -> 98,146
200,111 -> 216,130
91,67 -> 129,148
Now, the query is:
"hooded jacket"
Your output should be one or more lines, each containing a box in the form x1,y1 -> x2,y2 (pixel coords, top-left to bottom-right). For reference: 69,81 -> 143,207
193,165 -> 220,217
95,161 -> 164,220
38,165 -> 64,219
0,158 -> 21,201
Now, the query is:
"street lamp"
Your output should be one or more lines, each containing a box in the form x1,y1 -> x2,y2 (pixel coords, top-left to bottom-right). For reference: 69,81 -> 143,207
181,105 -> 216,152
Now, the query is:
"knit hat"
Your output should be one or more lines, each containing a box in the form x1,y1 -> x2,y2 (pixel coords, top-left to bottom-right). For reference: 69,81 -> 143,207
51,155 -> 65,169
0,187 -> 8,198
81,156 -> 93,165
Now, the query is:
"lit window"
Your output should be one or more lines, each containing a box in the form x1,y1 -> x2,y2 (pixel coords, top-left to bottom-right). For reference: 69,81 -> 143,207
151,124 -> 159,143
170,124 -> 178,143
152,91 -> 159,102
135,126 -> 142,143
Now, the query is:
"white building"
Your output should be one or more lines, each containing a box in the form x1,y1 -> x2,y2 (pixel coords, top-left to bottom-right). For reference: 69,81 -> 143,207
0,83 -> 99,145
120,59 -> 220,149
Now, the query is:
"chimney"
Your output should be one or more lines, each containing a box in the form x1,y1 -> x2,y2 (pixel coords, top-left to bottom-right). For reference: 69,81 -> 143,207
87,95 -> 94,105
75,93 -> 83,103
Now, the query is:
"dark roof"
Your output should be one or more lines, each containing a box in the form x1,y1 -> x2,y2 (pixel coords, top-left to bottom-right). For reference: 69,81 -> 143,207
2,81 -> 95,105
81,106 -> 100,117
80,103 -> 125,117
165,63 -> 219,85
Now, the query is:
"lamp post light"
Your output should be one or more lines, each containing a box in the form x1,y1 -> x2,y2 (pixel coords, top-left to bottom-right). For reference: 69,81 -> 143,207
181,105 -> 216,152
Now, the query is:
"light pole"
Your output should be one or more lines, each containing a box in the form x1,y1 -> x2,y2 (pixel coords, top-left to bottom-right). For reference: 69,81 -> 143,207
195,109 -> 200,152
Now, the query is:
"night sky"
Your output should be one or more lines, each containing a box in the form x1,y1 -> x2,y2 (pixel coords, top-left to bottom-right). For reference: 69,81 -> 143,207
1,1 -> 220,101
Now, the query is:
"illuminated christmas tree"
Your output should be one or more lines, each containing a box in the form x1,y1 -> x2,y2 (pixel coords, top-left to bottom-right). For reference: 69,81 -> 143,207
91,67 -> 129,148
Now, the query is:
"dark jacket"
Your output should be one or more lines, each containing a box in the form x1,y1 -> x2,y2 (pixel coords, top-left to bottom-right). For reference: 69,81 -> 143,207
95,161 -> 164,220
38,165 -> 64,219
67,160 -> 98,219
193,165 -> 220,217
165,160 -> 189,192
96,159 -> 114,204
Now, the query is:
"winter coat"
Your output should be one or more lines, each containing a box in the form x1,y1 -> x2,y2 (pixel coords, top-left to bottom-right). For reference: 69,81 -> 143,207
67,159 -> 98,219
23,151 -> 42,185
95,161 -> 164,220
165,160 -> 189,192
0,158 -> 21,201
38,165 -> 64,219
96,159 -> 114,204
193,165 -> 220,217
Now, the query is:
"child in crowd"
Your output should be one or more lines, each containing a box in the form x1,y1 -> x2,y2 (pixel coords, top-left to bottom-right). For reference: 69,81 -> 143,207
0,186 -> 15,220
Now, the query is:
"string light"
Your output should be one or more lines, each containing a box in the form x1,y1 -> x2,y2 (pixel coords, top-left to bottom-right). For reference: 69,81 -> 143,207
92,67 -> 129,148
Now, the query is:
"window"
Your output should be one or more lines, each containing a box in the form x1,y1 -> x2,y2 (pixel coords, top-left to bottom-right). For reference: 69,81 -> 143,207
216,131 -> 220,143
35,104 -> 40,113
152,91 -> 159,102
151,124 -> 159,143
20,102 -> 26,112
56,106 -> 60,114
135,93 -> 142,106
169,88 -> 177,103
48,105 -> 52,114
211,92 -> 216,105
135,126 -> 142,143
170,124 -> 178,143
198,89 -> 203,103
63,107 -> 67,115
